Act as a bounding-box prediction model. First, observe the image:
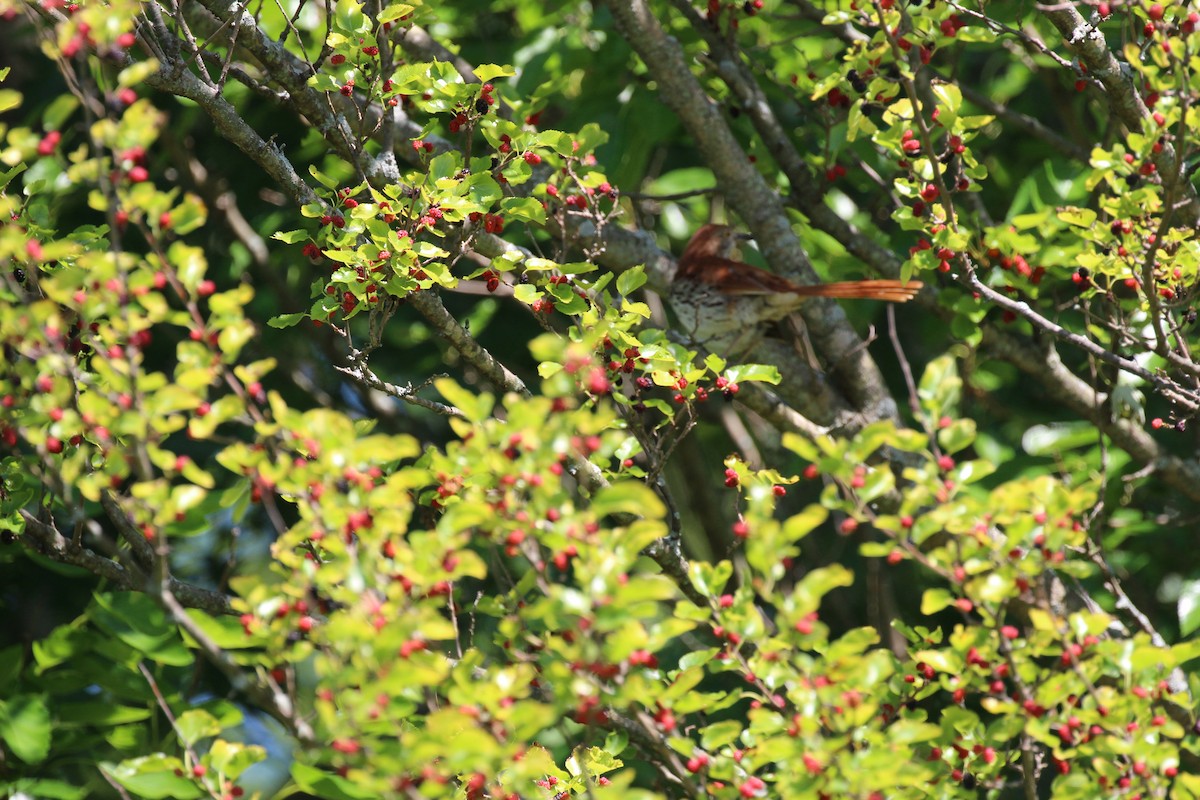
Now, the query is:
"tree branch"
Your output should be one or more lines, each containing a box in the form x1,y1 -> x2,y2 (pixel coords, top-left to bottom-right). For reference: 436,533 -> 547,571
19,511 -> 237,616
1040,5 -> 1200,224
603,0 -> 900,420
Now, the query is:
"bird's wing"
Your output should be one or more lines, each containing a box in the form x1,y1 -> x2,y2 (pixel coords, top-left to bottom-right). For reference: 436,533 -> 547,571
678,256 -> 799,295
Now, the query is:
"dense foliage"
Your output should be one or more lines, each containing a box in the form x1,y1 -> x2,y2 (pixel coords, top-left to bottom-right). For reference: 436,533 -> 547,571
3,0 -> 1200,798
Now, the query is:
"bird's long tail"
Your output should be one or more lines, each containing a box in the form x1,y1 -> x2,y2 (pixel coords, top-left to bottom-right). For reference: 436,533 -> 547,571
788,280 -> 922,302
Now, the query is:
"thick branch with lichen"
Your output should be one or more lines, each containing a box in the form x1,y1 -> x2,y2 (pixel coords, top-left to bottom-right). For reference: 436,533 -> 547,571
602,0 -> 900,421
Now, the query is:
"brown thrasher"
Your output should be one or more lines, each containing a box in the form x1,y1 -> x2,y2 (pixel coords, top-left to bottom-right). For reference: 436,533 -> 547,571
669,224 -> 923,354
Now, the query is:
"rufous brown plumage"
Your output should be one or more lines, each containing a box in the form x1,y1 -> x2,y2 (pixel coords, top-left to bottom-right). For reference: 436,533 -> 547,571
669,224 -> 922,354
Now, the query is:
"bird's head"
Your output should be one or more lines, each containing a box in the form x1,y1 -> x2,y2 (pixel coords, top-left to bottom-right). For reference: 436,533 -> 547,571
680,224 -> 753,266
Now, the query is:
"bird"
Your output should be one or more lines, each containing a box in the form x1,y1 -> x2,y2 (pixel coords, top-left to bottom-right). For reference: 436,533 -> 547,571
669,224 -> 922,355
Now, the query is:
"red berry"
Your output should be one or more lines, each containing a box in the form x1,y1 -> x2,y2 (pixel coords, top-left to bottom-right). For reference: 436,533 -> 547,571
739,777 -> 766,798
36,130 -> 61,156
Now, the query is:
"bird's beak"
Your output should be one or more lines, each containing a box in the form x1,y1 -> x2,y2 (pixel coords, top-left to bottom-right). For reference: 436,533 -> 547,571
736,232 -> 753,242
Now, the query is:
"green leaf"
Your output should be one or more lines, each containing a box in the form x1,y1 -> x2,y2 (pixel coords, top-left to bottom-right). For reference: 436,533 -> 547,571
688,560 -> 732,598
428,151 -> 459,182
578,745 -> 622,775
0,89 -> 21,114
334,0 -> 367,32
781,432 -> 820,461
591,481 -> 664,520
57,702 -> 153,727
272,229 -> 311,244
434,378 -> 492,422
662,667 -> 704,702
500,196 -> 546,224
502,157 -> 532,185
475,64 -> 516,82
574,122 -> 609,153
169,243 -> 208,292
268,313 -> 306,328
930,83 -> 962,116
309,164 -> 341,190
1170,638 -> 1200,667
918,354 -> 961,419
622,301 -> 651,318
377,3 -> 414,22
937,419 -> 977,453
291,763 -> 381,800
513,284 -> 542,304
102,757 -> 203,800
31,625 -> 88,672
782,505 -> 828,544
704,353 -> 726,373
42,94 -> 78,131
603,730 -> 628,756
0,646 -> 21,689
174,710 -> 221,747
1057,206 -> 1097,228
90,592 -> 191,666
725,363 -> 781,384
912,648 -> 962,675
920,588 -> 955,615
851,420 -> 902,460
677,647 -> 718,670
792,564 -> 853,610
700,720 -> 743,751
951,458 -> 996,484
0,779 -> 86,800
616,265 -> 647,297
308,73 -> 340,92
644,167 -> 715,195
207,739 -> 266,779
1178,579 -> 1200,637
1021,422 -> 1098,455
0,162 -> 27,191
0,695 -> 51,764
858,467 -> 895,502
